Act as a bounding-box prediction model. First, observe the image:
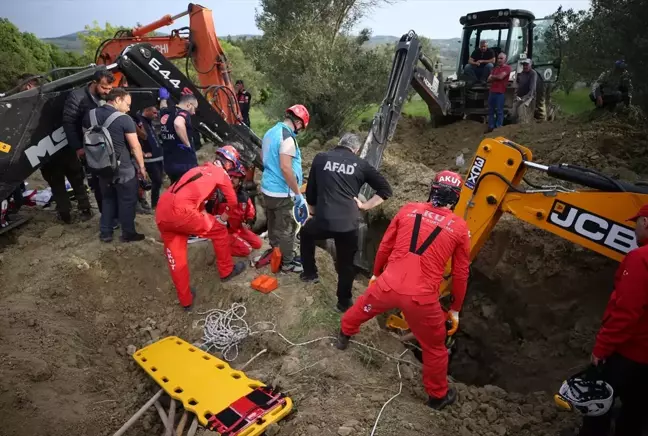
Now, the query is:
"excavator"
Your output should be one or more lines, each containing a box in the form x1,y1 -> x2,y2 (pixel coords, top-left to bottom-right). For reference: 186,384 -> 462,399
0,3 -> 262,232
383,136 -> 648,346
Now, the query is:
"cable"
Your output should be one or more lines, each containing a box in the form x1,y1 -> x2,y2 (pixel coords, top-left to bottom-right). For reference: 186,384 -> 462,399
194,302 -> 420,368
370,349 -> 407,436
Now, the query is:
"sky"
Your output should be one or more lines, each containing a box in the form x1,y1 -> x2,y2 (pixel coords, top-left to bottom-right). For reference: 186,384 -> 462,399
2,0 -> 591,39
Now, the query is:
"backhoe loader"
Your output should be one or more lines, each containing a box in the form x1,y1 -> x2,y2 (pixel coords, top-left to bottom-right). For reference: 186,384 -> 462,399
385,136 -> 648,338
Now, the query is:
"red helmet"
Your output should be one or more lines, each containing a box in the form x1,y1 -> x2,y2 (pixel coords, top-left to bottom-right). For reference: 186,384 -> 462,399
429,170 -> 463,208
227,164 -> 246,179
215,145 -> 241,167
286,104 -> 310,129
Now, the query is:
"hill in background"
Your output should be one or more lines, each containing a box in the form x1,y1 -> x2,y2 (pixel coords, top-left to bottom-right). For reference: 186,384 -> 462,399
43,31 -> 461,64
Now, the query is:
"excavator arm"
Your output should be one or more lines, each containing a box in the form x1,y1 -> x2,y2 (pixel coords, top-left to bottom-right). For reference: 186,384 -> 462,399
96,3 -> 242,126
387,136 -> 648,333
0,43 -> 262,204
359,30 -> 450,172
355,30 -> 451,270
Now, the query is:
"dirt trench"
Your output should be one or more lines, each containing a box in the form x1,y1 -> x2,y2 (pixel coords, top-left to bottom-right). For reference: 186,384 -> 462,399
0,111 -> 646,436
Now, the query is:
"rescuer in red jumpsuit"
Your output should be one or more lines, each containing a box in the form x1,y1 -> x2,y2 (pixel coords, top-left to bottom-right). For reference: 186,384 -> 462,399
335,170 -> 471,410
213,164 -> 263,257
577,204 -> 648,436
155,145 -> 247,310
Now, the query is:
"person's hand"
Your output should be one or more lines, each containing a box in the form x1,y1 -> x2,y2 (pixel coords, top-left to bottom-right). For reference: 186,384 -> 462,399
354,197 -> 366,211
138,166 -> 148,180
596,96 -> 603,107
446,310 -> 459,336
144,152 -> 152,158
591,354 -> 604,366
368,274 -> 378,287
159,87 -> 170,100
76,148 -> 85,158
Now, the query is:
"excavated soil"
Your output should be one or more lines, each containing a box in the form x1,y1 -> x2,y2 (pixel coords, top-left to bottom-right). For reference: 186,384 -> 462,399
1,111 -> 646,436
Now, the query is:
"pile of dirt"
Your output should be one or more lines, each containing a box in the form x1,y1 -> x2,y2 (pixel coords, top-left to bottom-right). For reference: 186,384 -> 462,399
1,111 -> 645,436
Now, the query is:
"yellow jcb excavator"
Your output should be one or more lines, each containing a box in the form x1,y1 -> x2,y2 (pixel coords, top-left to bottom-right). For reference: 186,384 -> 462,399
386,136 -> 648,335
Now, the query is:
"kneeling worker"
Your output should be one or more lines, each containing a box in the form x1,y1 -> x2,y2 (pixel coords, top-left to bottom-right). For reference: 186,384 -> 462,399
213,164 -> 263,258
155,146 -> 247,310
300,133 -> 392,312
335,171 -> 471,410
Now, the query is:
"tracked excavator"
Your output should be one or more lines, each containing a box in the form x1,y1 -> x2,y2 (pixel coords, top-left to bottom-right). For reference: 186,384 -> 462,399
0,3 -> 263,232
384,136 -> 648,343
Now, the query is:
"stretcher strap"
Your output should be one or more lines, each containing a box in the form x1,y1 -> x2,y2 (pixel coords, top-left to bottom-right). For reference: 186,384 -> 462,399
207,387 -> 287,435
409,214 -> 443,255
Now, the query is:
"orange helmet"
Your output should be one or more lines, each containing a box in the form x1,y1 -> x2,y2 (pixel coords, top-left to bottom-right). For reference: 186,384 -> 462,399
215,145 -> 241,167
286,104 -> 310,129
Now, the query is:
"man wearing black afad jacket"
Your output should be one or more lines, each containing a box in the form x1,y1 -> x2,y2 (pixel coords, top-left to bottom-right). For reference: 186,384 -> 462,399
300,133 -> 393,312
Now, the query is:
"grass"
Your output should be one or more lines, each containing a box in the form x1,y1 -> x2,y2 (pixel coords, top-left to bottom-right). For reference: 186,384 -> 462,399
248,106 -> 274,137
551,87 -> 592,115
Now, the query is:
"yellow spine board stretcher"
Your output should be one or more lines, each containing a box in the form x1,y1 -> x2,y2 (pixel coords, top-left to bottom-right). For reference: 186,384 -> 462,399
133,336 -> 293,435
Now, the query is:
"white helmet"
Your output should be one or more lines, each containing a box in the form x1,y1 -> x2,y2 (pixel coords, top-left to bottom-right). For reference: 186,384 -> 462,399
554,372 -> 614,417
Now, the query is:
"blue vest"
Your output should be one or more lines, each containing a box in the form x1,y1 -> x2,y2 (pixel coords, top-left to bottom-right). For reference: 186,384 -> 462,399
260,122 -> 303,197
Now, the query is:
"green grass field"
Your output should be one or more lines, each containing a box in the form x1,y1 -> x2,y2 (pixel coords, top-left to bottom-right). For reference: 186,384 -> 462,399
552,87 -> 592,115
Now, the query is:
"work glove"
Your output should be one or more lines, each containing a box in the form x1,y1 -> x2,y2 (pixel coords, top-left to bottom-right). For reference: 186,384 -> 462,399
368,275 -> 378,287
294,194 -> 307,209
159,87 -> 170,100
446,310 -> 459,336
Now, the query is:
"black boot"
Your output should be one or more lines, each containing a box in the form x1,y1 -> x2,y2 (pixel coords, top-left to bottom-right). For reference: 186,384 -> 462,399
335,299 -> 353,313
427,386 -> 457,411
334,331 -> 351,350
183,287 -> 197,312
221,261 -> 247,282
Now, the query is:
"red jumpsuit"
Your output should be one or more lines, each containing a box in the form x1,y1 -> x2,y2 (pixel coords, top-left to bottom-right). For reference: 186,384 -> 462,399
341,202 -> 471,399
155,162 -> 238,307
593,243 -> 648,364
215,191 -> 263,257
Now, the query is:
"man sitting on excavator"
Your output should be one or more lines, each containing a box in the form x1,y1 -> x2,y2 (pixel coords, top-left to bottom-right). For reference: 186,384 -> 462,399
464,40 -> 496,83
335,171 -> 471,410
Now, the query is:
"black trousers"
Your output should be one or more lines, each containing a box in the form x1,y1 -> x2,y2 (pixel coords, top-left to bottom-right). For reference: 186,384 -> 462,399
98,176 -> 138,237
40,148 -> 91,215
145,161 -> 164,208
579,353 -> 648,436
299,219 -> 359,303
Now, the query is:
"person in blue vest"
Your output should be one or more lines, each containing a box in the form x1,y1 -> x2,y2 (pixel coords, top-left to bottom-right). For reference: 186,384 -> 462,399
258,104 -> 310,273
135,104 -> 164,209
160,92 -> 199,183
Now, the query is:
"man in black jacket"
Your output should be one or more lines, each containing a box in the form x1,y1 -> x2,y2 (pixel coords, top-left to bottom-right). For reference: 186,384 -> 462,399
300,133 -> 393,312
61,69 -> 114,213
135,105 -> 164,209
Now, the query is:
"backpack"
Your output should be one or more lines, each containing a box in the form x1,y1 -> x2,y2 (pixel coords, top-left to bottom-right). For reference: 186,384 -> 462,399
83,109 -> 126,178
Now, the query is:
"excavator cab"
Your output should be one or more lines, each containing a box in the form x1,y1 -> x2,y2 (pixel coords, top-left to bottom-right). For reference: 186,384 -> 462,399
445,9 -> 561,121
